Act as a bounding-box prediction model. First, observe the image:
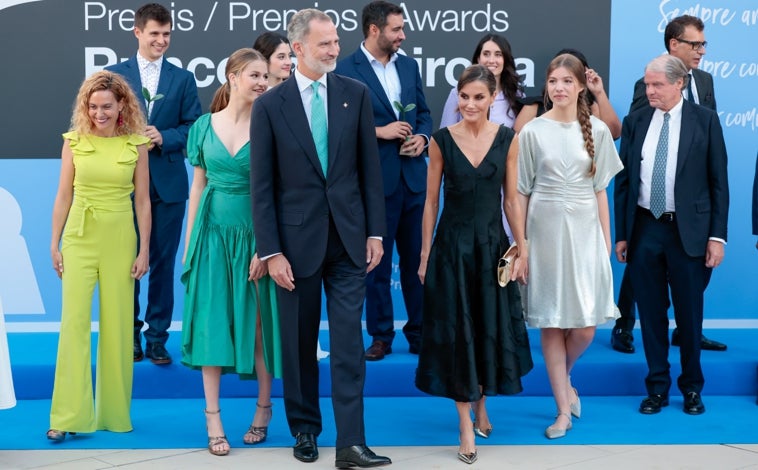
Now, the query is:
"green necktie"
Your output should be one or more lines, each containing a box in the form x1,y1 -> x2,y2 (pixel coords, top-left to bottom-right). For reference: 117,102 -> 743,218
649,112 -> 670,218
310,81 -> 328,176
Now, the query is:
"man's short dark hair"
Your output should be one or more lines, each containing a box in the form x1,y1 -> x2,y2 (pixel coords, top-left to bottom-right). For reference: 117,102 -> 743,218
361,1 -> 403,38
664,15 -> 704,52
135,3 -> 172,30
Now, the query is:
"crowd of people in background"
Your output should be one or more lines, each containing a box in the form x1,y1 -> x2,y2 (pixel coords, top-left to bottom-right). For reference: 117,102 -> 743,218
0,0 -> 752,468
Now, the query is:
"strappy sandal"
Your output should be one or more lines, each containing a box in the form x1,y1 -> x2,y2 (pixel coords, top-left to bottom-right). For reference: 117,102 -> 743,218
204,409 -> 230,456
46,429 -> 76,442
243,402 -> 272,445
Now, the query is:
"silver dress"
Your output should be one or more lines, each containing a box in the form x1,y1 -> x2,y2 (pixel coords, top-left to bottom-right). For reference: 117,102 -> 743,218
518,116 -> 623,328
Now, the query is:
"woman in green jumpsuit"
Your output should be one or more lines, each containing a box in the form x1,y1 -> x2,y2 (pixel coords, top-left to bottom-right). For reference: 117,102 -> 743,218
47,71 -> 151,441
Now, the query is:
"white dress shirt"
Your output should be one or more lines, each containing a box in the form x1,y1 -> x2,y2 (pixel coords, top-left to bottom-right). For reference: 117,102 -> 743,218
638,98 -> 683,213
360,43 -> 402,119
136,53 -> 163,118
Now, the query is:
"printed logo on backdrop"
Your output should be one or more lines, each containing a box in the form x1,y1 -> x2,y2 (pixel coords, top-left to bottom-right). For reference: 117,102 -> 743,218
0,0 -> 611,159
0,0 -> 41,12
0,187 -> 45,314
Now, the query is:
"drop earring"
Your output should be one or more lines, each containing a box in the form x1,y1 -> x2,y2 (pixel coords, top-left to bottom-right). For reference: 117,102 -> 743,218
117,111 -> 124,127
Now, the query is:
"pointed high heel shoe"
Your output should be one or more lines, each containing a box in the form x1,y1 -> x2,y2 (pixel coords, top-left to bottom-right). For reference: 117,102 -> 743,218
243,402 -> 273,445
570,387 -> 581,419
204,409 -> 230,456
46,429 -> 76,442
545,412 -> 573,439
473,422 -> 493,439
457,449 -> 478,464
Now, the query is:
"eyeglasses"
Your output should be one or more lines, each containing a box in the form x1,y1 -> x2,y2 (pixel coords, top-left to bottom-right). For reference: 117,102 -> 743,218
675,38 -> 707,50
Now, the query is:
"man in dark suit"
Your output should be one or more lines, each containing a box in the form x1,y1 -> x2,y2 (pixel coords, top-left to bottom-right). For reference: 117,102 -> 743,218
615,54 -> 729,416
250,8 -> 391,468
612,14 -> 725,354
107,3 -> 201,365
335,1 -> 432,361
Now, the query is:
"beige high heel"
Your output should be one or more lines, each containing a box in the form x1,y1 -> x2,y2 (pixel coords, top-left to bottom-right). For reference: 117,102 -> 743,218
545,412 -> 573,439
204,409 -> 230,456
570,387 -> 581,419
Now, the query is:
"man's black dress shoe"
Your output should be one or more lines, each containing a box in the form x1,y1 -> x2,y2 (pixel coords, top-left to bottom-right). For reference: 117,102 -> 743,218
133,334 -> 144,362
293,433 -> 318,463
611,328 -> 635,353
671,329 -> 727,351
335,444 -> 391,468
365,340 -> 392,361
683,391 -> 706,415
145,342 -> 172,365
639,394 -> 669,414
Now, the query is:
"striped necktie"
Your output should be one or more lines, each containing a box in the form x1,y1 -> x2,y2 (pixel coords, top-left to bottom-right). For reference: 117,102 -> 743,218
649,112 -> 670,218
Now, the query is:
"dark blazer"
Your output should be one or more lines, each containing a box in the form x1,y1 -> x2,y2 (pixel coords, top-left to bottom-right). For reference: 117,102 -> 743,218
629,68 -> 717,114
107,56 -> 201,203
335,50 -> 432,196
614,100 -> 729,257
250,73 -> 386,277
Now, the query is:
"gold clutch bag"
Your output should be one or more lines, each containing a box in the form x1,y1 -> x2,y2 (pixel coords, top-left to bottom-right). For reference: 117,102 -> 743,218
497,243 -> 518,287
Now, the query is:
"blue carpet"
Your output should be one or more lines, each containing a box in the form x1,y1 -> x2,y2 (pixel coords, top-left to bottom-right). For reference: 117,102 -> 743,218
8,328 -> 758,398
2,395 -> 758,450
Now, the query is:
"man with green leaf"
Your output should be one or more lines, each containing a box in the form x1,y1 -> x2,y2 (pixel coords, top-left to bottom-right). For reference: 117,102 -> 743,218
336,1 -> 432,361
107,3 -> 201,366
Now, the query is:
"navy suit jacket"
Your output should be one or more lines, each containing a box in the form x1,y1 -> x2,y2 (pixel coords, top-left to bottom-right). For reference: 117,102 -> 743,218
629,68 -> 716,114
336,49 -> 432,196
250,73 -> 386,278
107,56 -> 201,203
614,100 -> 729,258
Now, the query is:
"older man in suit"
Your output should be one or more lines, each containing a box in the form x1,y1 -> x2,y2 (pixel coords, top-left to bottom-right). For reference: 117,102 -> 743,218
615,54 -> 729,416
250,8 -> 391,469
335,0 -> 432,361
107,3 -> 201,365
612,14 -> 725,354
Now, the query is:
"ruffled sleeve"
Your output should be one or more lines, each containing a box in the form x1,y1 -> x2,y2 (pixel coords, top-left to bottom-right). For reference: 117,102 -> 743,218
62,131 -> 95,156
117,134 -> 151,164
187,113 -> 211,169
590,117 -> 623,192
517,121 -> 538,196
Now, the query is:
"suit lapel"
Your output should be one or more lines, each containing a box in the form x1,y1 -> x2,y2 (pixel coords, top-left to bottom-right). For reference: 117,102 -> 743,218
279,77 -> 325,179
326,73 -> 348,175
150,61 -> 175,122
631,110 -> 655,202
676,101 -> 696,176
122,57 -> 148,116
353,51 -> 395,117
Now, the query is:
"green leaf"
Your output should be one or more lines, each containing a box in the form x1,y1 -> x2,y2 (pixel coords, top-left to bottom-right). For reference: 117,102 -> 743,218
403,103 -> 416,113
152,94 -> 164,101
141,87 -> 151,101
393,101 -> 404,112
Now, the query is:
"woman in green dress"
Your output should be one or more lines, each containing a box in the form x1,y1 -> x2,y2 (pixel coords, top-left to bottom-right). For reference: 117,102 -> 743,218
181,48 -> 282,456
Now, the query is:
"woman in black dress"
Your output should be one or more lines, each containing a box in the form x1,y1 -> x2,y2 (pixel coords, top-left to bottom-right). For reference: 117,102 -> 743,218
416,65 -> 533,465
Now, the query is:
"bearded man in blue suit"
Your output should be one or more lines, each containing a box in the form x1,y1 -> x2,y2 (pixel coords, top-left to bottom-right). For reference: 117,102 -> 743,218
107,3 -> 201,365
336,0 -> 432,361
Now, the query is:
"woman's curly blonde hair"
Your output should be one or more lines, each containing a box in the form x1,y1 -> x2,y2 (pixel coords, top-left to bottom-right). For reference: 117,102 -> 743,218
69,71 -> 146,136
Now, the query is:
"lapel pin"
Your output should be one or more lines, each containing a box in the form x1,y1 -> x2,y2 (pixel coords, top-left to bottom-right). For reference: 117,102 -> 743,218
343,102 -> 348,108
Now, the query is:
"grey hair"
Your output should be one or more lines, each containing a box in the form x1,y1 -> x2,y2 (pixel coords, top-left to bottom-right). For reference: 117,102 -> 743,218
287,8 -> 332,45
645,54 -> 689,90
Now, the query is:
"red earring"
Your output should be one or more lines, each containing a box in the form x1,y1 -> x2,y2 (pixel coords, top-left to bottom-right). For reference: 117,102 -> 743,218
117,111 -> 124,127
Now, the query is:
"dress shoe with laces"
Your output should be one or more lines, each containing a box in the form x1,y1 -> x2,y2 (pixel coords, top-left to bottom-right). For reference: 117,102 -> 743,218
145,342 -> 172,365
639,394 -> 669,414
365,340 -> 392,361
293,433 -> 318,463
671,329 -> 727,351
335,444 -> 391,468
683,392 -> 705,415
611,328 -> 635,354
133,333 -> 144,362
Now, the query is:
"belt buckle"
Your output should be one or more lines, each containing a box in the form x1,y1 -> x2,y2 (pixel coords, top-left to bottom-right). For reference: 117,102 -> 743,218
660,212 -> 674,222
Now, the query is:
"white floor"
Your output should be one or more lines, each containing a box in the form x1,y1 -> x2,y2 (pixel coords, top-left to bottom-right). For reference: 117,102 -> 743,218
2,444 -> 758,469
